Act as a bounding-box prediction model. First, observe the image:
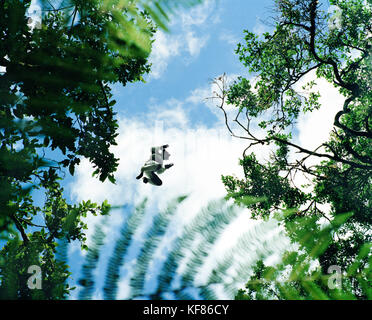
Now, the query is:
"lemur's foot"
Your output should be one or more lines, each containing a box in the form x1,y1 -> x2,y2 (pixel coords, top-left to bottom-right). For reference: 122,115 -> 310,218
165,163 -> 174,169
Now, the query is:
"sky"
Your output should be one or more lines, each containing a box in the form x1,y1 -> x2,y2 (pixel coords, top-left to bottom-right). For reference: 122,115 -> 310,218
24,0 -> 345,299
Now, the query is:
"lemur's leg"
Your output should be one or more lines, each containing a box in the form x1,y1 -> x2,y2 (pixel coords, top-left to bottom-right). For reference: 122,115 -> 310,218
149,172 -> 162,186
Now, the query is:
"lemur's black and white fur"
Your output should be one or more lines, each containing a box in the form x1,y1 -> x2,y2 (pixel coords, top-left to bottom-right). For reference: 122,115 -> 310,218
136,145 -> 174,186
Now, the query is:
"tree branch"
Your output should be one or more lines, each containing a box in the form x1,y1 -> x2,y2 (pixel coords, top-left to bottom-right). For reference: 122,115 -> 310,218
11,214 -> 30,244
213,75 -> 372,171
334,96 -> 372,139
307,0 -> 359,94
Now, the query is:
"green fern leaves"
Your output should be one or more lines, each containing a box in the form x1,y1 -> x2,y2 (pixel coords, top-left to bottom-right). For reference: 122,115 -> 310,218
76,196 -> 281,300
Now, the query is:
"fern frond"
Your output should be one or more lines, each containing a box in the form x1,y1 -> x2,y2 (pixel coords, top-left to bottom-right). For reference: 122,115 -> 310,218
78,217 -> 108,300
76,195 -> 359,300
129,195 -> 187,297
103,199 -> 148,300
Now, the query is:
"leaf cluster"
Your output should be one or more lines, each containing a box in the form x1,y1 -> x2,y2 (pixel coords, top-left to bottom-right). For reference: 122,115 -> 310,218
236,212 -> 372,300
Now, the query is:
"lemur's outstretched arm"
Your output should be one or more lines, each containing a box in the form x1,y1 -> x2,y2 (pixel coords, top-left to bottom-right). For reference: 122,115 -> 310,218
155,163 -> 174,175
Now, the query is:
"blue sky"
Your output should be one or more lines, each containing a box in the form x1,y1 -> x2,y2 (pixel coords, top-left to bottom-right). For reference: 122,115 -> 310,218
111,0 -> 275,121
22,0 -> 346,299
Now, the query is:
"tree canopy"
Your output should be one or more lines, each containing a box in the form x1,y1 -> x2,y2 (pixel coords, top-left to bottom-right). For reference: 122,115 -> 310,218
0,0 -> 201,299
214,0 -> 371,299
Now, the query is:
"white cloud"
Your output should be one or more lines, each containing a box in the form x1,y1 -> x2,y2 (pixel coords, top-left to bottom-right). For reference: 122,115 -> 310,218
26,0 -> 42,30
148,0 -> 219,79
252,17 -> 272,36
149,98 -> 190,128
149,29 -> 209,79
219,30 -> 240,46
185,31 -> 209,57
177,0 -> 218,28
290,70 -> 345,193
149,31 -> 182,79
295,73 -> 343,153
187,73 -> 239,110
